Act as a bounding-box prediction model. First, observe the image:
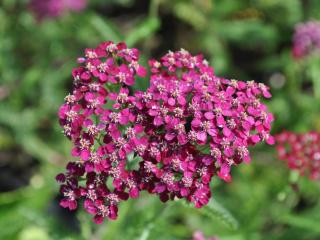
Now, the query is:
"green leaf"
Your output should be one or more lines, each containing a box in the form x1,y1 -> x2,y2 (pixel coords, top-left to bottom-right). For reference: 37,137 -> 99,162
0,188 -> 27,205
126,153 -> 143,171
202,199 -> 239,230
216,20 -> 278,50
90,14 -> 122,42
0,204 -> 27,239
126,17 -> 160,46
137,223 -> 153,240
277,213 -> 320,234
18,226 -> 49,240
173,2 -> 207,30
181,199 -> 239,230
196,144 -> 210,154
17,134 -> 62,164
308,57 -> 320,99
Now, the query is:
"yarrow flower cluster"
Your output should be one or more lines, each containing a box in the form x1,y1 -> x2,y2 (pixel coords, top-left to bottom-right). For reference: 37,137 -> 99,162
30,0 -> 87,20
292,21 -> 320,59
57,41 -> 147,223
57,41 -> 274,223
133,49 -> 274,207
276,131 -> 320,180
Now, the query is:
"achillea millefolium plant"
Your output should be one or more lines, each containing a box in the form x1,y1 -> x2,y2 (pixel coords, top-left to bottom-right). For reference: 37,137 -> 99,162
276,131 -> 320,180
56,41 -> 274,224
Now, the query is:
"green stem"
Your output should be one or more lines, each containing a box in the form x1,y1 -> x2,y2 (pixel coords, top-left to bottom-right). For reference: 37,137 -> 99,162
149,0 -> 160,18
137,202 -> 171,240
80,212 -> 93,240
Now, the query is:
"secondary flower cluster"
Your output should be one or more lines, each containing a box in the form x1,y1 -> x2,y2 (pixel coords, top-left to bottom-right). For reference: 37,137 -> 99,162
57,41 -> 274,223
276,131 -> 320,180
292,21 -> 320,59
30,0 -> 87,20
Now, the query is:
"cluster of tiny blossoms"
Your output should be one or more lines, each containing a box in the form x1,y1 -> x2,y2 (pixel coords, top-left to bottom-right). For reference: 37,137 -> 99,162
292,21 -> 320,59
30,0 -> 87,21
57,41 -> 147,224
134,49 -> 274,207
57,41 -> 274,223
276,131 -> 320,180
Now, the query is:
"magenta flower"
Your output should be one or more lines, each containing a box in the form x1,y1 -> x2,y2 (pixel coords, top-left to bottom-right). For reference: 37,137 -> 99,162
292,21 -> 320,59
276,131 -> 320,180
30,0 -> 87,21
133,49 -> 274,207
57,42 -> 274,223
57,41 -> 148,224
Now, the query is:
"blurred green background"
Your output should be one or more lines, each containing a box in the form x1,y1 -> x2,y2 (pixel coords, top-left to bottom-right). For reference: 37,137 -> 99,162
1,0 -> 320,239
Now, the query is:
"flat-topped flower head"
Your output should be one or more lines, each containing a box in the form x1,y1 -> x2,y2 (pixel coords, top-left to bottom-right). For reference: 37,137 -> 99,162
134,49 -> 274,207
292,21 -> 320,59
276,131 -> 320,180
57,43 -> 274,223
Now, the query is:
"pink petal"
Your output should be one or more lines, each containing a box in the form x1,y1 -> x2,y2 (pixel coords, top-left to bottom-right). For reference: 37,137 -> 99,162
94,215 -> 104,224
251,135 -> 261,143
197,131 -> 207,142
137,65 -> 147,77
81,149 -> 90,160
204,112 -> 214,120
129,188 -> 139,198
168,98 -> 176,106
266,135 -> 275,145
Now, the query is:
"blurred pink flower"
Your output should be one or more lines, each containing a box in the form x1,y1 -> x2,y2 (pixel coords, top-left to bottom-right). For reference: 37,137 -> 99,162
30,0 -> 87,20
292,21 -> 320,59
276,131 -> 320,180
193,231 -> 219,240
64,0 -> 87,11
